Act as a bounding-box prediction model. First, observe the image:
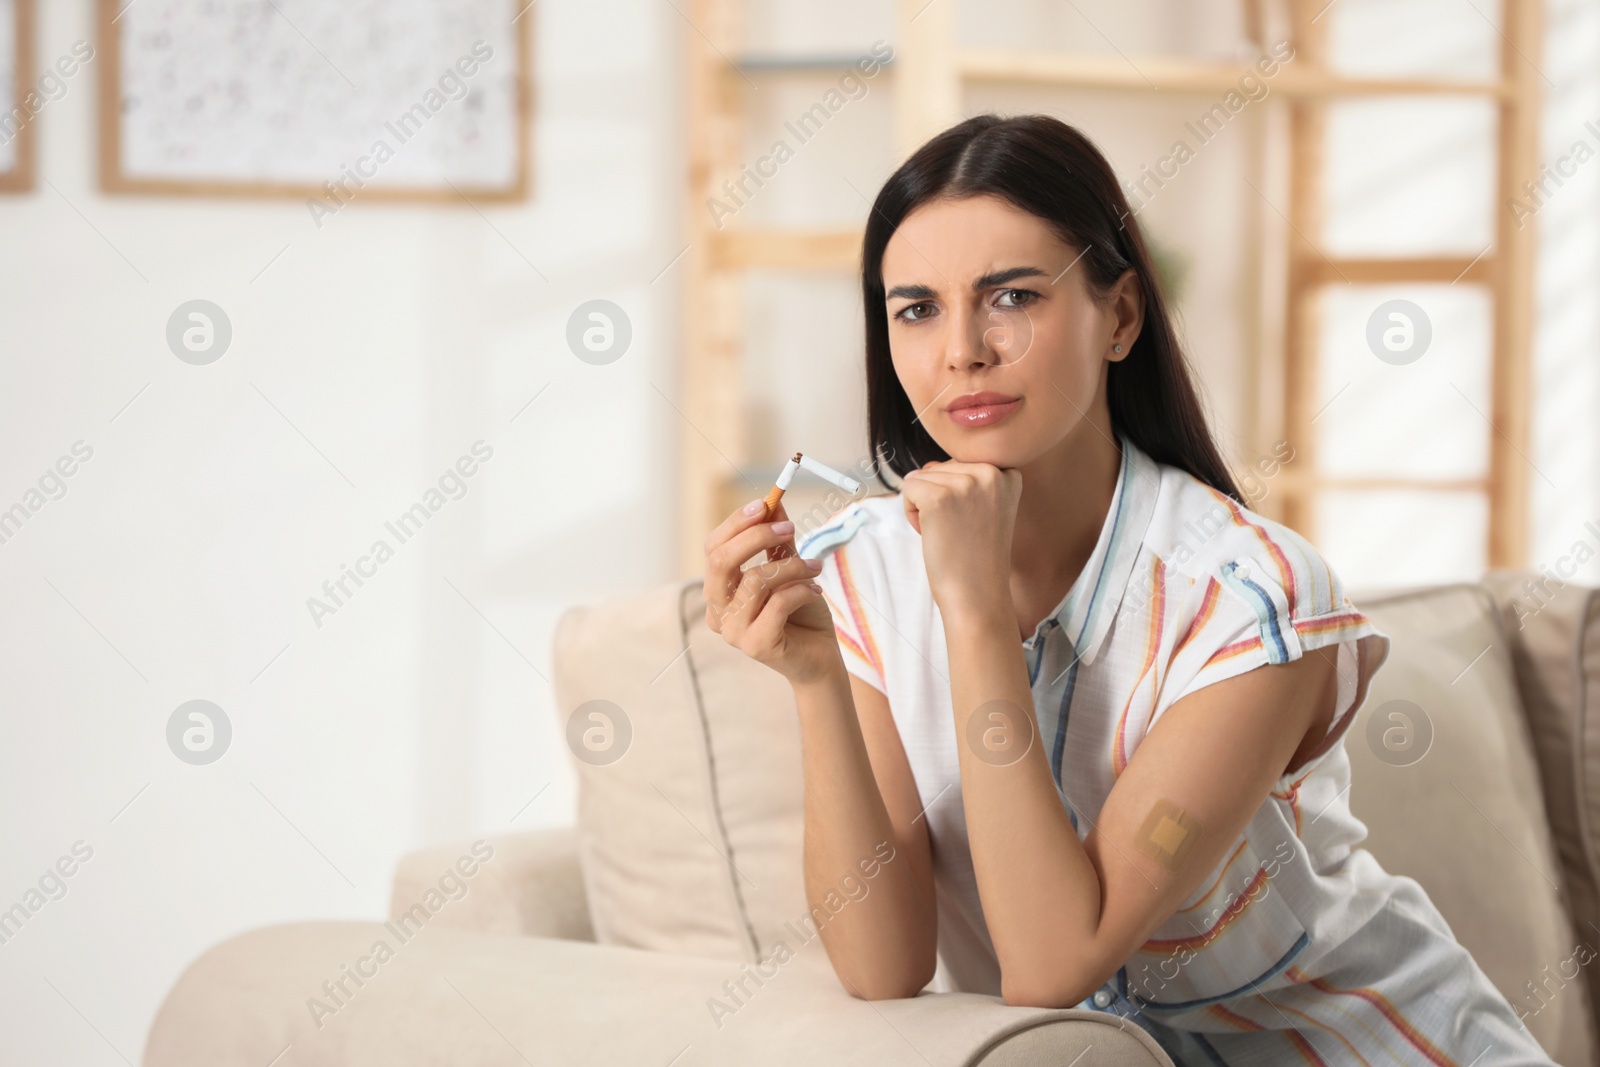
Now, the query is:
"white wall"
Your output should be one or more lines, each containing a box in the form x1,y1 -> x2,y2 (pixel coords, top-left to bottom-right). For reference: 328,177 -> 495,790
1528,0 -> 1600,588
0,0 -> 683,1061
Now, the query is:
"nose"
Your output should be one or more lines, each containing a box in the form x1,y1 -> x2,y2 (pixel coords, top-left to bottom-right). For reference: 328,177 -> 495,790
944,301 -> 1000,372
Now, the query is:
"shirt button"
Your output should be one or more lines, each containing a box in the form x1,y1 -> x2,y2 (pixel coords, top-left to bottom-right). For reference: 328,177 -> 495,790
1092,989 -> 1113,1008
1234,560 -> 1252,580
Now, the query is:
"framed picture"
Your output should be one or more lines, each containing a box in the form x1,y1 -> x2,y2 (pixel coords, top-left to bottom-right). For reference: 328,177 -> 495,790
98,0 -> 532,202
0,0 -> 36,193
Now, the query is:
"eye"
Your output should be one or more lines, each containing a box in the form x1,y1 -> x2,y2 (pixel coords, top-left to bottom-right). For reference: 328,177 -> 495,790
994,288 -> 1038,309
894,301 -> 936,323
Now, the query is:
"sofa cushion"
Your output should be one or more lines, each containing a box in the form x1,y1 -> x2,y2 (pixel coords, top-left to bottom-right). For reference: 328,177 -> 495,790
143,922 -> 1174,1066
552,578 -> 825,974
1482,570 -> 1600,1033
388,828 -> 593,941
1351,582 -> 1596,1064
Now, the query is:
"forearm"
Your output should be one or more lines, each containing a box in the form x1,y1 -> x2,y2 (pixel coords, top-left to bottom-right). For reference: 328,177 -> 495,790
943,605 -> 1106,1004
792,663 -> 937,999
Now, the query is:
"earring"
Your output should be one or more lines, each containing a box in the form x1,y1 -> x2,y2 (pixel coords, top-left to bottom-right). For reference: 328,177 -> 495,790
1113,343 -> 1122,353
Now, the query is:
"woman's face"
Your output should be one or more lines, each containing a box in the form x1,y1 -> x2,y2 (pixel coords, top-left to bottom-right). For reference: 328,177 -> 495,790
880,194 -> 1141,469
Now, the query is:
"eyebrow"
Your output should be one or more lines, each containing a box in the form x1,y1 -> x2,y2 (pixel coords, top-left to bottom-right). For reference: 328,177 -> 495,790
885,265 -> 1049,302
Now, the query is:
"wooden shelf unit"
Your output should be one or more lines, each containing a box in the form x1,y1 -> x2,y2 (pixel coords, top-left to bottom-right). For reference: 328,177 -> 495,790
1274,0 -> 1541,568
676,0 -> 1542,576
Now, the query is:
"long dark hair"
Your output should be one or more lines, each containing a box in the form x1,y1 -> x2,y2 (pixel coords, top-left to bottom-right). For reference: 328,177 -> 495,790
861,113 -> 1243,501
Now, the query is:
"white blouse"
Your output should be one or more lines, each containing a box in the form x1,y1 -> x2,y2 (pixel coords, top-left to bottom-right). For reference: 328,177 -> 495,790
801,434 -> 1552,1065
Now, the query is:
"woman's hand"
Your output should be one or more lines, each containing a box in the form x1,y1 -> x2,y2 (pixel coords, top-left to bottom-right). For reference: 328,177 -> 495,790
704,498 -> 842,686
901,460 -> 1022,619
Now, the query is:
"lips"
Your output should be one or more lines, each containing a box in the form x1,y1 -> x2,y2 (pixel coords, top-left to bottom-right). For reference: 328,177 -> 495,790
946,391 -> 1022,427
947,391 -> 1019,410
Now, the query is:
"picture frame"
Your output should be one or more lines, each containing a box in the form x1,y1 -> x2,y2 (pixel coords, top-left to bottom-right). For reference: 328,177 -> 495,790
0,0 -> 37,193
97,0 -> 532,203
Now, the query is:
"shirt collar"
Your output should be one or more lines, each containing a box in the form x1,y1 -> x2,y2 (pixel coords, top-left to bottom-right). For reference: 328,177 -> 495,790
1051,432 -> 1163,668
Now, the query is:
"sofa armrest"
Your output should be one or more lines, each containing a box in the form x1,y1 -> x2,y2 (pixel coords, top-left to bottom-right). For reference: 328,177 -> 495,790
388,827 -> 593,941
147,922 -> 1174,1067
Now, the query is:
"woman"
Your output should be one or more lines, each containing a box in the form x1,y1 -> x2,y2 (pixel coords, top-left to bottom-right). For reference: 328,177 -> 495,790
702,114 -> 1552,1065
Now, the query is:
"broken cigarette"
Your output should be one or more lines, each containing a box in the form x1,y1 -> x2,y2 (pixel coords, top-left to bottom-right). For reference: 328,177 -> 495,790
762,451 -> 862,559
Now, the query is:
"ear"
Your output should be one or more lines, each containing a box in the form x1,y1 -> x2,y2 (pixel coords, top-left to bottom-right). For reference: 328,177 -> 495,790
1108,267 -> 1144,362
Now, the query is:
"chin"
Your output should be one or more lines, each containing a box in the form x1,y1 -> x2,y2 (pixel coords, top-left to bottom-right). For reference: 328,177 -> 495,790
936,435 -> 1033,469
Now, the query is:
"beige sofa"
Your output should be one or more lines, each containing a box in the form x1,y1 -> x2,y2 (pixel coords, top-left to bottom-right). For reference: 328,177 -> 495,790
145,572 -> 1600,1066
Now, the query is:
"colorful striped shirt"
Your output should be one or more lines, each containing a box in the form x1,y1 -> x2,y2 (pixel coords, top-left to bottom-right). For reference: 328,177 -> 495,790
801,432 -> 1553,1066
